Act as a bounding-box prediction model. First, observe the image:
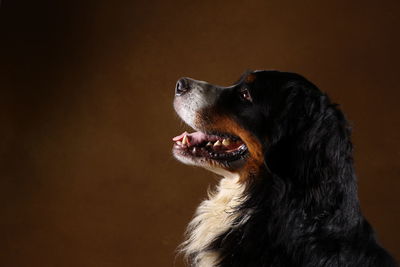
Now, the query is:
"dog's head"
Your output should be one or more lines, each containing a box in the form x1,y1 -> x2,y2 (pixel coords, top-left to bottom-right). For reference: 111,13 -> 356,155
172,70 -> 330,181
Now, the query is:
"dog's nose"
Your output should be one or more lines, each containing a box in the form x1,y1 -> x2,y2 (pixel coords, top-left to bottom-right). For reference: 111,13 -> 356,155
175,78 -> 191,96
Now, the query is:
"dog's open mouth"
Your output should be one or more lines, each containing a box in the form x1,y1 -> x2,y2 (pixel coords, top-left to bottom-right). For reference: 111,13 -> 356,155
172,131 -> 248,165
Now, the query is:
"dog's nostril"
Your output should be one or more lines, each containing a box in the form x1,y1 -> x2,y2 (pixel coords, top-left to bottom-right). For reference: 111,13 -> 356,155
175,78 -> 190,96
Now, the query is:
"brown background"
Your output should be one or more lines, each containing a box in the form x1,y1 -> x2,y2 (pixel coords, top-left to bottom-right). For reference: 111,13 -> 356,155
0,0 -> 399,266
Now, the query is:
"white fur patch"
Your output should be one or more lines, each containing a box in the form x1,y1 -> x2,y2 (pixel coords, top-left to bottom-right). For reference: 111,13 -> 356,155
180,174 -> 247,266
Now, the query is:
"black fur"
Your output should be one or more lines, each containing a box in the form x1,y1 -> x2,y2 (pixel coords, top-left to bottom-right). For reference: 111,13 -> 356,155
205,71 -> 397,266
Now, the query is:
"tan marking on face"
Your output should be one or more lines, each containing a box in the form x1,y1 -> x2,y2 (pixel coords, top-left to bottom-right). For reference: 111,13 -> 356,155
245,73 -> 256,84
198,111 -> 264,182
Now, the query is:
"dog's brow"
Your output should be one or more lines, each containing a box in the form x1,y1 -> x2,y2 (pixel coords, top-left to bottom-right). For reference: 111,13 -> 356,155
235,70 -> 254,84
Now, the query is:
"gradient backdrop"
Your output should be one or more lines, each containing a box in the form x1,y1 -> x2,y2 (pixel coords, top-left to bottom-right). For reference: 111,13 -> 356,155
1,0 -> 399,266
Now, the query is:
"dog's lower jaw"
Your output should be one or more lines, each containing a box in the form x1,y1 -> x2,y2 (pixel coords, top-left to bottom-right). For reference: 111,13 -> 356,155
179,173 -> 248,267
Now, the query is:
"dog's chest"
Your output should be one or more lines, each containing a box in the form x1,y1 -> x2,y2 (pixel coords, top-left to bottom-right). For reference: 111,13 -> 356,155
182,176 -> 246,266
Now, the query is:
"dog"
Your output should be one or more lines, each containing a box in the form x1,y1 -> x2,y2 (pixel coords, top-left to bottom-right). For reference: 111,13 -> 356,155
172,70 -> 397,267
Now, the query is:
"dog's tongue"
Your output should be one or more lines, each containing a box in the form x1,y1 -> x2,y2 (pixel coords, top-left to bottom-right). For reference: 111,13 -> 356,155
172,131 -> 209,144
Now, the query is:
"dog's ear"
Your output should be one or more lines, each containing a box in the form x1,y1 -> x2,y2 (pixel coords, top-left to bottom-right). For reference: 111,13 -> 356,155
263,84 -> 356,213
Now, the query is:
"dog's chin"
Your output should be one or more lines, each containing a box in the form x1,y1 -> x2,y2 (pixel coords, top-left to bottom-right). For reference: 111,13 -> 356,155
172,130 -> 249,176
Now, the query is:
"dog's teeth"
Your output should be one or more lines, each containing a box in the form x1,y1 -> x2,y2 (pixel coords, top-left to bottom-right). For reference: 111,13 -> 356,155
192,147 -> 197,153
176,141 -> 182,146
206,142 -> 213,147
222,138 -> 231,146
182,135 -> 189,145
213,140 -> 222,147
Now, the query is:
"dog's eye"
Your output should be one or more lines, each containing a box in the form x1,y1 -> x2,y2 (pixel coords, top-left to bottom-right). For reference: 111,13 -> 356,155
239,88 -> 252,102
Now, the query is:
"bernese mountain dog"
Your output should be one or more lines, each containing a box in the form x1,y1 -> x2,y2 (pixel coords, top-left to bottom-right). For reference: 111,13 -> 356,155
172,70 -> 397,267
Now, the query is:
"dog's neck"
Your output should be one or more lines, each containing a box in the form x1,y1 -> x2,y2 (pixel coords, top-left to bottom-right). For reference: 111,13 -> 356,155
181,162 -> 361,267
180,174 -> 247,266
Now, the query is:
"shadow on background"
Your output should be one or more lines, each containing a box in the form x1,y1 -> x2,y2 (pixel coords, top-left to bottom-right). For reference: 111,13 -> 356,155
0,0 -> 399,266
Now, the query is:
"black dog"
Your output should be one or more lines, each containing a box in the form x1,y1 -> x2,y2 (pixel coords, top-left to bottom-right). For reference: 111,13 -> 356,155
172,70 -> 397,266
